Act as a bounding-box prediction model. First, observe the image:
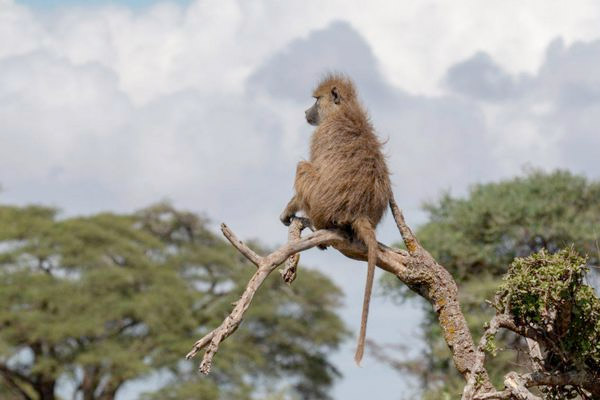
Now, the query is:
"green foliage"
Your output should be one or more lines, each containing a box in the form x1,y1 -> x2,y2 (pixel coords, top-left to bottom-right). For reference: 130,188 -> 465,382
0,202 -> 346,400
382,170 -> 600,398
483,334 -> 497,357
497,248 -> 600,373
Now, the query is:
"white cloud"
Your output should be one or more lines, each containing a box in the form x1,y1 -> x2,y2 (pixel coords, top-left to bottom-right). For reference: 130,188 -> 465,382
444,37 -> 600,179
239,0 -> 600,94
5,0 -> 600,103
0,51 -> 131,182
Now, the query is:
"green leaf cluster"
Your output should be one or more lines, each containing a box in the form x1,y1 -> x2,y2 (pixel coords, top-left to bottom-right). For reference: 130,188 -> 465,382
497,248 -> 600,373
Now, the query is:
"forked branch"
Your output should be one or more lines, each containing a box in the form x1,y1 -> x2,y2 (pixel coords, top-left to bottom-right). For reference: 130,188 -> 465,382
185,220 -> 345,373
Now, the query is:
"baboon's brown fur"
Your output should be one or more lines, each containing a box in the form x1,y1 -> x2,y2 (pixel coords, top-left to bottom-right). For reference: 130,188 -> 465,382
280,73 -> 392,365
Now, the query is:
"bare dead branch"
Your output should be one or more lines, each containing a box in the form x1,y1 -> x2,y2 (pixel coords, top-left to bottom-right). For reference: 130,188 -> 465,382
475,370 -> 600,399
186,220 -> 346,373
185,261 -> 274,373
494,315 -> 571,364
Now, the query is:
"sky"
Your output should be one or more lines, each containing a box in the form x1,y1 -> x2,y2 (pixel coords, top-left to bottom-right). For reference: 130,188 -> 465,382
2,0 -> 600,398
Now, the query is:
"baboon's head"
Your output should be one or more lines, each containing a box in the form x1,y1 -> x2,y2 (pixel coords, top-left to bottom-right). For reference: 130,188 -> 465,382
305,74 -> 357,126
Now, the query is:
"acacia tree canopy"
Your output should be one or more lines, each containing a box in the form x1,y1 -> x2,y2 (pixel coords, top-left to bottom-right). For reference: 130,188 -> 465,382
0,202 -> 346,400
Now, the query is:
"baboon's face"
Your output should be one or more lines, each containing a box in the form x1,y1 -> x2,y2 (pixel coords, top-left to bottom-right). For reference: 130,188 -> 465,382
305,98 -> 321,126
305,86 -> 341,126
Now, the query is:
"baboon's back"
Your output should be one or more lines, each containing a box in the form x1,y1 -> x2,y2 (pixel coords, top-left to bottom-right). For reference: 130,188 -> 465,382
305,104 -> 391,230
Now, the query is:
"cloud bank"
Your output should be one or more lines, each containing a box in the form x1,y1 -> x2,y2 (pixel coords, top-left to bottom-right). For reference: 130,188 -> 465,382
2,1 -> 600,398
2,0 -> 600,235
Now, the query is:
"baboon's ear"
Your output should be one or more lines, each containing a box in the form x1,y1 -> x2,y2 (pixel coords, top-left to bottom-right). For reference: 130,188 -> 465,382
331,87 -> 341,104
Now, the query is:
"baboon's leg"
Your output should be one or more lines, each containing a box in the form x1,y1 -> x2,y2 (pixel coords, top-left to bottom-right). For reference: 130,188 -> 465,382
280,195 -> 300,226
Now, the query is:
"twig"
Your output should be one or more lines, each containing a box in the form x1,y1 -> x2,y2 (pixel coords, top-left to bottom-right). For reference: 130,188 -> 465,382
221,223 -> 261,267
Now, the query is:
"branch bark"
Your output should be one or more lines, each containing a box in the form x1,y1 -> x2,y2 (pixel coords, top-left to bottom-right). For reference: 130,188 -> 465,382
462,315 -> 505,399
386,200 -> 495,394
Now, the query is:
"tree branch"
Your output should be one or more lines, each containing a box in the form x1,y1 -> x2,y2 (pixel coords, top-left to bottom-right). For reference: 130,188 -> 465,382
186,207 -> 494,395
478,370 -> 600,400
521,371 -> 600,398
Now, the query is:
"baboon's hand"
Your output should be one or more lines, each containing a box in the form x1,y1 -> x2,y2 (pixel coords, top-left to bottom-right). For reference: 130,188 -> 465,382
280,210 -> 294,226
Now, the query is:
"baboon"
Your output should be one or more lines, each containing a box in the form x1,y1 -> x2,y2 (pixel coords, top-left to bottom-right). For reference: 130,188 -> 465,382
280,73 -> 392,365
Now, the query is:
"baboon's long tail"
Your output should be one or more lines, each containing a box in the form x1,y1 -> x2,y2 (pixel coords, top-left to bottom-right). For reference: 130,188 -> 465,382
352,216 -> 378,365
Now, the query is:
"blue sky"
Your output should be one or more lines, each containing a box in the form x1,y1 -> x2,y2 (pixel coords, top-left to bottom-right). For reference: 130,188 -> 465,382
3,0 -> 600,399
